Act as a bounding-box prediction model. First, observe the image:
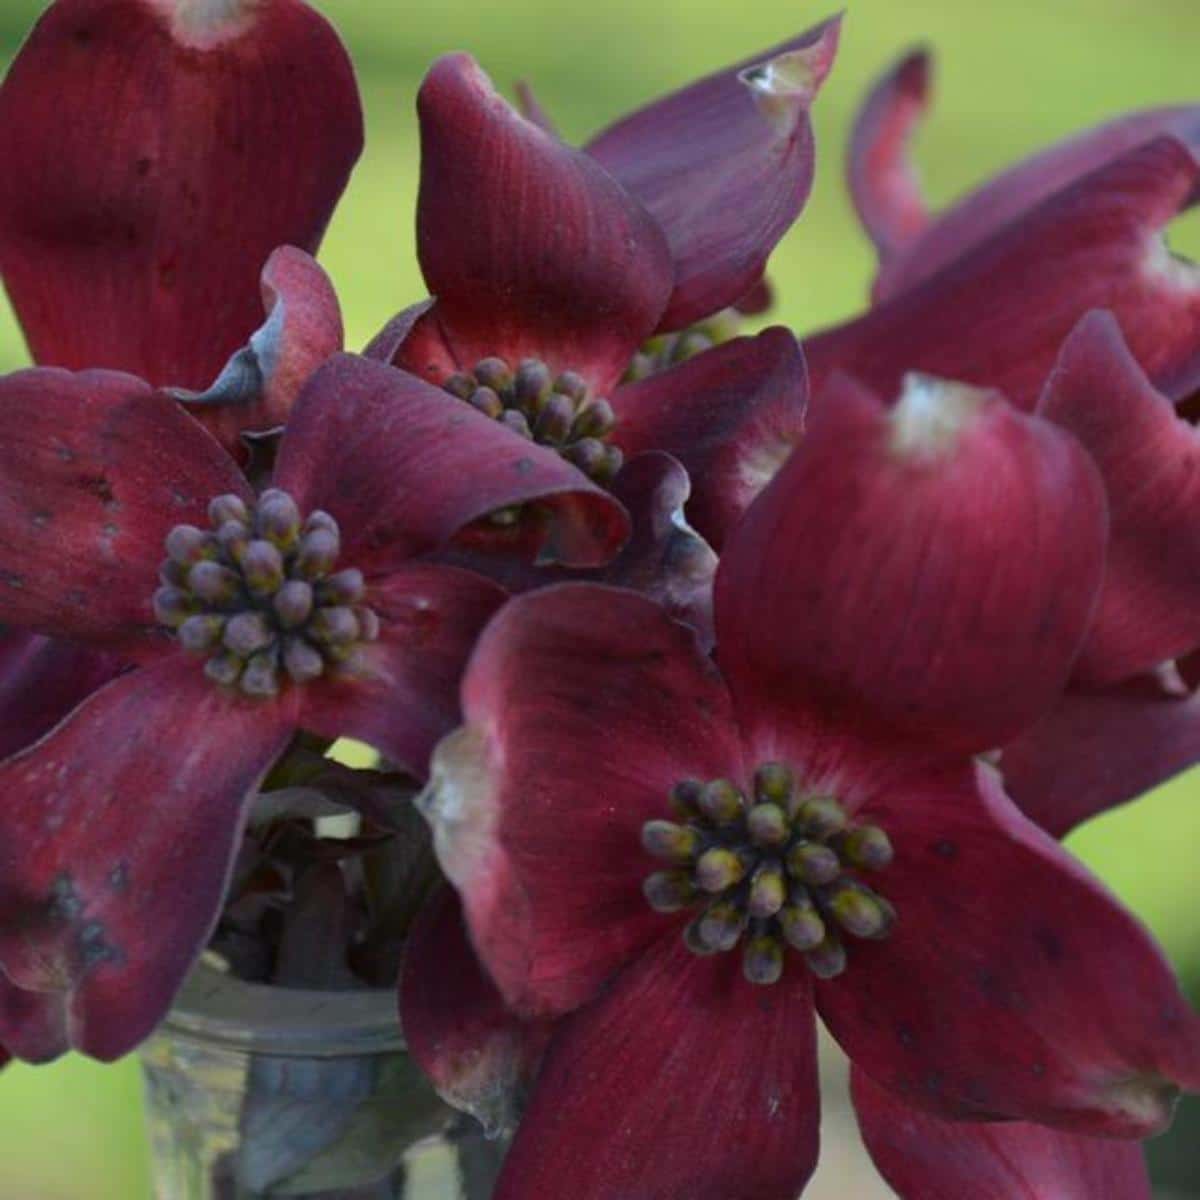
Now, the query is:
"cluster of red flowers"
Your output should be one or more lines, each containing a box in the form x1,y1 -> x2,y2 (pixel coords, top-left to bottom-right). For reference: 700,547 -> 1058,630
0,2 -> 1198,1197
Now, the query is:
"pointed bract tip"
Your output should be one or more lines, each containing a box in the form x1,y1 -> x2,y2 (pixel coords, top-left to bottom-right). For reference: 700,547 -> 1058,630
738,15 -> 842,135
889,372 -> 993,459
422,51 -> 502,111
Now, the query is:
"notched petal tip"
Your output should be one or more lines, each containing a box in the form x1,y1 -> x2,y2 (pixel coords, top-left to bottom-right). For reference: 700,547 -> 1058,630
1100,1073 -> 1181,1138
147,0 -> 262,47
416,726 -> 500,896
888,372 -> 995,459
738,14 -> 843,135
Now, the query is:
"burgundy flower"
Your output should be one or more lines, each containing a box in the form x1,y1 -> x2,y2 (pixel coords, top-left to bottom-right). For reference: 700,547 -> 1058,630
0,0 -> 362,393
412,372 -> 1200,1197
1000,311 -> 1200,834
370,24 -> 836,548
852,1066 -> 1151,1199
0,0 -> 362,755
0,352 -> 626,1063
802,49 -> 1200,412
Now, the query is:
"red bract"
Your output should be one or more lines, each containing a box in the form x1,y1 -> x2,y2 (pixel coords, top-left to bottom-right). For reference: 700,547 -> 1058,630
0,352 -> 627,1063
804,50 -> 1200,412
852,1066 -> 1152,1199
1002,312 -> 1200,833
0,0 -> 362,393
411,373 -> 1200,1197
0,0 -> 362,756
371,24 -> 835,548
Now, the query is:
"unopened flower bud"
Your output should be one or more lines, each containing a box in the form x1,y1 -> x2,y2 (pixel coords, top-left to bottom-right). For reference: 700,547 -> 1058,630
563,437 -> 607,476
696,900 -> 746,952
295,528 -> 339,579
786,841 -> 841,886
697,779 -> 743,824
742,932 -> 784,985
793,796 -> 847,838
746,802 -> 788,847
747,862 -> 787,918
204,652 -> 243,687
208,494 -> 249,528
187,560 -> 239,604
823,879 -> 896,940
840,825 -> 894,871
153,586 -> 191,628
309,606 -> 360,645
256,489 -> 301,548
303,510 -> 338,537
514,359 -> 552,408
223,612 -> 274,657
571,397 -> 615,440
319,568 -> 366,605
240,651 -> 280,697
643,870 -> 696,913
805,935 -> 848,980
282,636 -> 325,684
641,820 -> 701,863
779,898 -> 826,952
273,580 -> 314,628
754,762 -> 794,805
166,524 -> 215,565
669,780 -> 704,817
534,393 -> 575,444
216,519 -> 250,564
473,357 -> 512,391
468,387 -> 504,419
500,409 -> 533,439
552,370 -> 588,401
443,372 -> 475,400
177,614 -> 225,653
695,847 -> 748,893
241,539 -> 285,594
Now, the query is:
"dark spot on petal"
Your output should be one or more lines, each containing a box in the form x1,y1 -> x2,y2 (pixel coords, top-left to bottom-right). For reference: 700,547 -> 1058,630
78,920 -> 121,969
1032,1062 -> 1046,1078
47,873 -> 83,923
103,523 -> 120,537
897,1023 -> 916,1048
108,862 -> 130,892
78,474 -> 116,505
924,1071 -> 944,1095
72,26 -> 92,44
933,839 -> 958,860
55,445 -> 76,463
2,571 -> 25,590
514,457 -> 535,475
135,157 -> 154,178
31,511 -> 51,529
66,589 -> 86,607
1033,926 -> 1065,964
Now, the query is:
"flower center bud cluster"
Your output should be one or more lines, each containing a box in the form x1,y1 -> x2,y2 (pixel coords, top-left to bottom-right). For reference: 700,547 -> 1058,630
443,356 -> 623,484
153,490 -> 380,697
642,763 -> 896,985
622,308 -> 743,382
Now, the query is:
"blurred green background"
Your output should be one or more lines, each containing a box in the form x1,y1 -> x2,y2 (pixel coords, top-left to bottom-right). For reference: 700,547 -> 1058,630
2,0 -> 1200,1196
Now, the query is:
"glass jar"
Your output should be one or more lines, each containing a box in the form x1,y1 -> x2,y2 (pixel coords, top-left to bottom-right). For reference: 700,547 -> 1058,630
139,961 -> 505,1198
